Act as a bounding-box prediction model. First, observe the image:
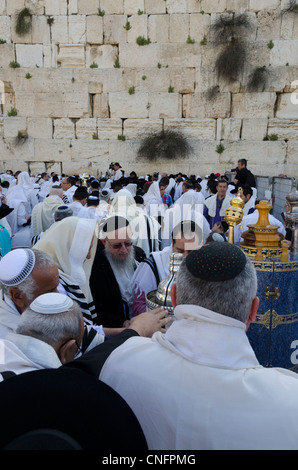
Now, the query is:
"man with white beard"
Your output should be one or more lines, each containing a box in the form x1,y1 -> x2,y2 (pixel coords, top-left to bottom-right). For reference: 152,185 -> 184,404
89,216 -> 146,329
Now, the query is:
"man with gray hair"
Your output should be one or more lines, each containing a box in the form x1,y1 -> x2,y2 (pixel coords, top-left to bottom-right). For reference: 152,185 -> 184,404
0,293 -> 85,376
99,242 -> 298,450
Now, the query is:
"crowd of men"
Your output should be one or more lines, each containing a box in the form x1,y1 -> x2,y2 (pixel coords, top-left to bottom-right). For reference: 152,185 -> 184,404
0,159 -> 296,451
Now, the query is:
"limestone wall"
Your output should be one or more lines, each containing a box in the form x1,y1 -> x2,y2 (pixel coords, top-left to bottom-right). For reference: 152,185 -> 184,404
0,0 -> 297,177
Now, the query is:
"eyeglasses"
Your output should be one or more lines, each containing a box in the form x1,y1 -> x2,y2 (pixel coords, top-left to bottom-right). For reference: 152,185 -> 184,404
61,338 -> 82,356
106,240 -> 133,250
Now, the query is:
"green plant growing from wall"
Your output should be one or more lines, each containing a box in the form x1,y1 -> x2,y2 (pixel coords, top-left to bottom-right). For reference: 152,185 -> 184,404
211,13 -> 253,84
200,35 -> 207,45
186,35 -> 195,44
128,86 -> 135,95
117,134 -> 126,141
9,61 -> 20,68
137,9 -> 144,15
15,8 -> 32,36
8,108 -> 17,117
92,133 -> 98,139
97,8 -> 105,16
137,129 -> 193,161
90,62 -> 98,68
25,73 -> 32,79
16,130 -> 28,144
168,86 -> 174,93
216,143 -> 225,154
0,39 -> 6,44
113,59 -> 121,68
124,21 -> 131,31
267,40 -> 274,49
136,36 -> 151,45
267,134 -> 278,141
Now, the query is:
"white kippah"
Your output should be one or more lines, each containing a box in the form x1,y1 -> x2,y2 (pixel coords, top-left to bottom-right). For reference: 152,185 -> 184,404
0,249 -> 36,286
30,293 -> 73,315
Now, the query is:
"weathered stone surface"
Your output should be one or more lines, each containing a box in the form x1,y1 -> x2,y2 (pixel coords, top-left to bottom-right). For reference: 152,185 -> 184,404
231,93 -> 276,119
148,14 -> 169,43
86,15 -> 104,44
16,44 -> 43,68
268,118 -> 298,140
3,116 -> 27,138
86,45 -> 118,68
109,92 -> 149,118
57,45 -> 85,68
27,117 -> 53,139
241,118 -> 268,141
75,118 -> 97,139
123,118 -> 163,139
165,118 -> 216,140
148,92 -> 182,119
54,118 -> 75,139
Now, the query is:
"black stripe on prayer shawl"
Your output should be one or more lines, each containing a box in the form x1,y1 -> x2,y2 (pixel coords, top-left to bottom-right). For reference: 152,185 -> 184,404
58,275 -> 95,325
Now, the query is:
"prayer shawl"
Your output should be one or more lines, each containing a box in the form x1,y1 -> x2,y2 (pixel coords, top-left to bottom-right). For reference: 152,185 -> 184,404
31,195 -> 62,237
204,193 -> 231,218
100,304 -> 298,450
34,216 -> 98,306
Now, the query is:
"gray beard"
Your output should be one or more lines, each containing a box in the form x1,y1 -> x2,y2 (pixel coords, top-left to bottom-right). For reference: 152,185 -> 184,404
104,246 -> 135,272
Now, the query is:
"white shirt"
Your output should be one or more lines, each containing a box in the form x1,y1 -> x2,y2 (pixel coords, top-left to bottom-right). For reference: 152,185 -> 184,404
100,304 -> 298,450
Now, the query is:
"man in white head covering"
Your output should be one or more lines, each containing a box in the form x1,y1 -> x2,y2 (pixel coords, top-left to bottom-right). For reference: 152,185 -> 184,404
30,186 -> 64,242
0,293 -> 85,376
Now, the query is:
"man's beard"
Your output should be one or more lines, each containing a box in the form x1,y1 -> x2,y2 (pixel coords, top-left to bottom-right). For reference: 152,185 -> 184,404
104,245 -> 135,272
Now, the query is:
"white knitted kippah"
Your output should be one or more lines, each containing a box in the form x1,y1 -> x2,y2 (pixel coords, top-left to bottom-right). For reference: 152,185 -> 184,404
0,249 -> 36,286
30,293 -> 73,315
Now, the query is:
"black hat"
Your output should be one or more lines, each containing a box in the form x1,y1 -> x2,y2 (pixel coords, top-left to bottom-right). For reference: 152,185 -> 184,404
0,203 -> 13,220
185,242 -> 247,282
114,162 -> 122,168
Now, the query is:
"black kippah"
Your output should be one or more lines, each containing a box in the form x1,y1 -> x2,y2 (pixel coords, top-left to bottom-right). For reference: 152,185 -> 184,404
185,242 -> 247,282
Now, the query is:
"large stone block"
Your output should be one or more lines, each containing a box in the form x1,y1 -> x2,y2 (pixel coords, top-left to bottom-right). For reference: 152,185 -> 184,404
232,92 -> 276,118
103,15 -> 127,45
268,118 -> 298,140
164,118 -> 216,140
86,15 -> 103,44
166,0 -> 188,13
54,118 -> 75,139
45,0 -> 68,16
6,0 -> 25,15
126,14 -> 148,44
148,92 -> 182,119
97,118 -> 123,140
123,118 -> 163,139
159,43 -> 201,67
276,93 -> 298,119
3,136 -> 35,161
43,44 -> 58,68
144,0 -> 166,14
119,43 -> 160,68
0,44 -> 15,68
148,14 -> 169,43
3,116 -> 27,138
183,92 -> 231,119
16,44 -> 43,68
77,0 -> 99,15
241,118 -> 268,140
134,68 -> 170,93
93,93 -> 110,118
27,117 -> 53,139
170,67 -> 196,94
32,15 -> 51,44
221,118 -> 242,140
169,14 -> 190,43
34,138 -> 71,162
86,45 -> 118,68
249,0 -> 280,12
99,0 -> 124,14
57,45 -> 85,68
270,40 -> 298,66
76,118 -> 97,139
124,0 -> 145,15
68,15 -> 86,44
109,92 -> 149,118
69,139 -> 109,163
189,13 -> 210,42
0,16 -> 11,43
50,16 -> 68,44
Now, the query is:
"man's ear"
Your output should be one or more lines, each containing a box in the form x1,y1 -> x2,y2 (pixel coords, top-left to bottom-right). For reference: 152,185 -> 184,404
57,339 -> 76,365
170,283 -> 177,309
9,287 -> 28,313
246,296 -> 259,331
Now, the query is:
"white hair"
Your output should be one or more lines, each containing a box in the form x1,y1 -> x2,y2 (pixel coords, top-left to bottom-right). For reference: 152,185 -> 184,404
16,300 -> 82,347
